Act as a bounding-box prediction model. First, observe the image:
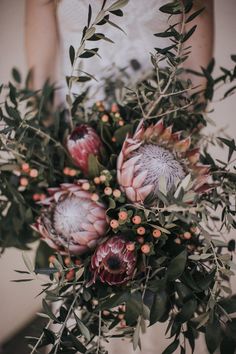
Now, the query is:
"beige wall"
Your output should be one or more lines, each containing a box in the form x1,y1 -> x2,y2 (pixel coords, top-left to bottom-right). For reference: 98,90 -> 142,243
0,0 -> 235,348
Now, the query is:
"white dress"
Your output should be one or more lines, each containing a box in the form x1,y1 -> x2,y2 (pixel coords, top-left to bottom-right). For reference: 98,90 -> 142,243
56,0 -> 169,102
56,1 -> 209,353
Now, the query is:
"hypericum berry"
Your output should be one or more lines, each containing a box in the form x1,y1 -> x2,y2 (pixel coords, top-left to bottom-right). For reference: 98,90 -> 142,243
110,219 -> 119,229
141,244 -> 150,254
126,242 -> 135,251
20,177 -> 29,187
132,216 -> 141,225
104,187 -> 112,196
112,137 -> 117,143
137,227 -> 145,235
153,229 -> 162,238
29,169 -> 39,178
64,257 -> 71,266
66,270 -> 75,281
174,238 -> 181,245
119,211 -> 128,221
33,193 -> 40,201
94,177 -> 101,184
21,163 -> 30,172
69,169 -> 77,177
183,232 -> 192,240
113,189 -> 121,198
111,103 -> 118,113
82,182 -> 90,191
101,114 -> 109,123
63,167 -> 70,175
100,175 -> 106,182
118,120 -> 124,126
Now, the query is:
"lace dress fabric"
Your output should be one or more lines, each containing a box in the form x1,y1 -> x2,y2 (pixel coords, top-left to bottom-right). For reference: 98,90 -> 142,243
56,0 -> 170,100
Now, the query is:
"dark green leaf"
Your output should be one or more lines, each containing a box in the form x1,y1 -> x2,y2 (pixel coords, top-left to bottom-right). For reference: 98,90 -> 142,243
162,339 -> 179,354
69,45 -> 75,66
186,7 -> 205,23
12,67 -> 22,83
205,318 -> 222,353
150,290 -> 168,325
166,250 -> 187,281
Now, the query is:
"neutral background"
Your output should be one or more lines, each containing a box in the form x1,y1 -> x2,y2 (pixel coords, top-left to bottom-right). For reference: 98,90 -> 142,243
0,0 -> 236,351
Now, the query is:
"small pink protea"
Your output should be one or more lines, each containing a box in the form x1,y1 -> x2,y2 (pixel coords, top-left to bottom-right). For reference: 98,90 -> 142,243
90,236 -> 136,285
117,119 -> 211,203
32,181 -> 107,255
66,125 -> 102,174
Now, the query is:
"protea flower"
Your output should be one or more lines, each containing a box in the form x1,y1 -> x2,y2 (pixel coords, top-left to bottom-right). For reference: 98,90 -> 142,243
32,181 -> 107,255
66,125 -> 102,174
90,236 -> 136,285
117,119 -> 211,204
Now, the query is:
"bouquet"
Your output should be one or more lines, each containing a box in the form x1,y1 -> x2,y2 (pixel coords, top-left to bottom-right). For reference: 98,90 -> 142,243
1,1 -> 236,353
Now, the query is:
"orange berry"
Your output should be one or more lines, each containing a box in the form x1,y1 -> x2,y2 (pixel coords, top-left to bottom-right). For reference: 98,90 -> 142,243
66,269 -> 75,281
119,211 -> 128,221
118,120 -> 124,126
29,169 -> 39,178
112,137 -> 116,143
82,182 -> 90,190
21,163 -> 30,172
49,255 -> 56,264
64,257 -> 71,266
113,189 -> 121,198
94,177 -> 101,184
174,238 -> 181,245
183,232 -> 192,240
63,167 -> 70,175
39,194 -> 46,201
118,313 -> 125,320
119,319 -> 126,328
110,219 -> 119,229
96,101 -> 103,107
126,242 -> 135,252
33,193 -> 40,201
137,236 -> 144,244
102,310 -> 110,316
92,299 -> 99,306
100,175 -> 106,182
101,114 -> 109,123
137,227 -> 145,235
132,216 -> 141,225
91,193 -> 99,202
69,169 -> 77,177
153,229 -> 162,238
141,244 -> 150,254
111,103 -> 118,113
20,177 -> 28,187
104,187 -> 112,196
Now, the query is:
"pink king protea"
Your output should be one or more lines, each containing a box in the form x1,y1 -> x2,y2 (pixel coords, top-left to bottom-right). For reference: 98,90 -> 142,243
66,125 -> 102,174
32,181 -> 107,255
90,236 -> 136,285
117,119 -> 211,204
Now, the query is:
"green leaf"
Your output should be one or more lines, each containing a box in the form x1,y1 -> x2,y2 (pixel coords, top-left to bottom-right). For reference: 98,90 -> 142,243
218,296 -> 236,314
22,252 -> 34,273
74,313 -> 91,341
176,299 -> 197,322
182,25 -> 197,43
114,124 -> 133,144
43,328 -> 55,344
100,292 -> 130,310
87,154 -> 104,178
166,250 -> 187,281
87,4 -> 92,27
42,299 -> 59,322
69,45 -> 75,66
186,7 -> 205,23
69,333 -> 87,353
150,290 -> 168,325
159,2 -> 181,15
107,0 -> 129,12
205,318 -> 222,353
162,339 -> 179,354
12,67 -> 22,83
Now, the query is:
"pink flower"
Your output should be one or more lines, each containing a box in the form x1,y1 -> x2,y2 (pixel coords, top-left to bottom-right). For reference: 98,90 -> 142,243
117,119 -> 211,204
90,236 -> 136,285
32,181 -> 107,255
66,125 -> 102,174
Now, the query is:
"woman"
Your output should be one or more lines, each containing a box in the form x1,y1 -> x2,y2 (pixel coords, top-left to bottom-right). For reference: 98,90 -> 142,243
25,1 -> 214,353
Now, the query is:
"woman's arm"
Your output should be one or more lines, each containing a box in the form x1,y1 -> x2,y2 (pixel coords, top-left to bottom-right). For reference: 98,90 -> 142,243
183,0 -> 215,90
25,0 -> 58,90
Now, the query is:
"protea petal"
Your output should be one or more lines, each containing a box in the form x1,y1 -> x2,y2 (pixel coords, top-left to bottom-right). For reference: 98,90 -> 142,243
90,236 -> 136,286
32,181 -> 107,255
66,124 -> 102,175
